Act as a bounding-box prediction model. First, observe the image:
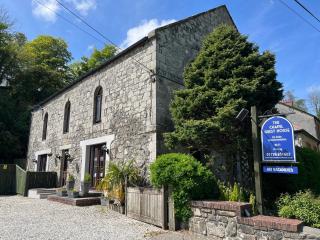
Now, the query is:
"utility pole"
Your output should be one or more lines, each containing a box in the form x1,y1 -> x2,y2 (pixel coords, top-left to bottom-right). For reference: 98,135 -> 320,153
251,106 -> 263,214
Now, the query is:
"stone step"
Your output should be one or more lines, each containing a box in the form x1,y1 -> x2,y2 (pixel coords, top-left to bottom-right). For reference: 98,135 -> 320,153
28,188 -> 57,199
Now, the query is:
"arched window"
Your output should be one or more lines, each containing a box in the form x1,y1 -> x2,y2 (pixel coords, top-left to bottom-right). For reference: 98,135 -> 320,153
63,101 -> 71,133
42,112 -> 48,140
93,86 -> 103,123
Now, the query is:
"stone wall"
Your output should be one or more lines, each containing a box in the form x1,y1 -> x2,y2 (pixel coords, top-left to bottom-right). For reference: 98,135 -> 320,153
189,201 -> 320,240
154,5 -> 236,154
27,5 -> 241,187
27,38 -> 157,185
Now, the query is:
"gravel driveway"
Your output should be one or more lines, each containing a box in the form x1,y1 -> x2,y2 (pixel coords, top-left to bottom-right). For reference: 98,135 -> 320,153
0,196 -> 206,240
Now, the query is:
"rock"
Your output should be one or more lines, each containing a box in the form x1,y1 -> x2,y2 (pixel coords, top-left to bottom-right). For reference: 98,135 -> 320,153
207,221 -> 226,238
189,217 -> 207,235
226,220 -> 237,237
216,210 -> 236,217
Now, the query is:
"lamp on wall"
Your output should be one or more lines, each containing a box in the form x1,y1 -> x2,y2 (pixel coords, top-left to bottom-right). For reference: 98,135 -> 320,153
101,144 -> 109,154
55,154 -> 61,160
32,158 -> 37,163
65,152 -> 73,162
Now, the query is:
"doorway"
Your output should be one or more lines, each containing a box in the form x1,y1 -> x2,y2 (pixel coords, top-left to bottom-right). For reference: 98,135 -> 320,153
37,154 -> 47,172
88,144 -> 106,187
59,150 -> 69,186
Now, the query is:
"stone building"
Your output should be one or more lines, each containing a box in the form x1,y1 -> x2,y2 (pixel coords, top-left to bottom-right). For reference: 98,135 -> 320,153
276,102 -> 320,152
27,5 -> 236,187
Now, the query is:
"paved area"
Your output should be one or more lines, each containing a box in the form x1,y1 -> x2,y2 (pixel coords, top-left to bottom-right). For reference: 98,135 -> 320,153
0,195 -> 207,240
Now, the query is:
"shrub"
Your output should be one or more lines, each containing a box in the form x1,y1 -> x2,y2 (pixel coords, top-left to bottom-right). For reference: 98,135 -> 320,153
150,153 -> 218,222
277,191 -> 320,228
83,173 -> 91,183
217,181 -> 248,202
67,174 -> 74,181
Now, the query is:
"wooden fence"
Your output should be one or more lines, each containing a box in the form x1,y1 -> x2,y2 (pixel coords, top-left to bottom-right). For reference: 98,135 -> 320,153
16,165 -> 27,195
126,187 -> 168,228
0,164 -> 57,196
0,164 -> 16,195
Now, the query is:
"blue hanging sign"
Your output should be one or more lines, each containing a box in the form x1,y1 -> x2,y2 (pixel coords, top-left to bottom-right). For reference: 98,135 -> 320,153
263,166 -> 298,174
261,116 -> 296,162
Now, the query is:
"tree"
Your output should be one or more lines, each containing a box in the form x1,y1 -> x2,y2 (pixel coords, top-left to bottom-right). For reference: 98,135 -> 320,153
0,10 -> 26,86
165,25 -> 283,162
0,20 -> 73,162
284,90 -> 308,112
10,35 -> 72,104
308,88 -> 320,118
70,44 -> 116,79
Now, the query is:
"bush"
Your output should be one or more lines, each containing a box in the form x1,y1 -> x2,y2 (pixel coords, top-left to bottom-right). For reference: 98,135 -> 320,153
150,153 -> 218,222
218,181 -> 247,202
277,191 -> 320,228
264,147 -> 320,205
83,173 -> 91,183
67,174 -> 74,181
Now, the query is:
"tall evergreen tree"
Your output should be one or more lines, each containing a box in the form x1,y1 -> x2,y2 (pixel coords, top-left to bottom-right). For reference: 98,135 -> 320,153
165,25 -> 283,164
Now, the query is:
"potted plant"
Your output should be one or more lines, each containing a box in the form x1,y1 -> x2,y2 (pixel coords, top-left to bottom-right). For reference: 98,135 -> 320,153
81,173 -> 91,196
66,173 -> 75,191
56,187 -> 67,197
67,188 -> 79,198
97,160 -> 141,213
96,177 -> 110,206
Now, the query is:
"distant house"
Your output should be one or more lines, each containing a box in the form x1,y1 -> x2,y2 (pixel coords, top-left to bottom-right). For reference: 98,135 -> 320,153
276,102 -> 320,152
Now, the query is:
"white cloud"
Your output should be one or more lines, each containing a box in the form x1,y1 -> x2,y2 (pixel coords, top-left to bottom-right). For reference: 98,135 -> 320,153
32,0 -> 96,23
121,19 -> 176,49
87,44 -> 95,52
66,0 -> 96,16
32,0 -> 59,23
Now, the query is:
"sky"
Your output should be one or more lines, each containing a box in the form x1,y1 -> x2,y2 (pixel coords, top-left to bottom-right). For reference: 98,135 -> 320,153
1,0 -> 320,109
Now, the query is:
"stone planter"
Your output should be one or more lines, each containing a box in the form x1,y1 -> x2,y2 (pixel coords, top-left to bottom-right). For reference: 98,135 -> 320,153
66,180 -> 75,191
100,197 -> 111,206
56,189 -> 67,197
81,182 -> 90,196
68,191 -> 79,198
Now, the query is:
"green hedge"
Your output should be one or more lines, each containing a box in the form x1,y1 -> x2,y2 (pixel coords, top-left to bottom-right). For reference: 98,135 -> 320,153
150,153 -> 218,222
263,147 -> 320,204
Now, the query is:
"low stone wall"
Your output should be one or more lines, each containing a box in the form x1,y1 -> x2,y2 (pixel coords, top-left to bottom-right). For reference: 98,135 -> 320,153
189,201 -> 320,240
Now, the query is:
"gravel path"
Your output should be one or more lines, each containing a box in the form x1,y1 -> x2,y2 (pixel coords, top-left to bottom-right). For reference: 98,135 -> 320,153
0,196 -> 206,240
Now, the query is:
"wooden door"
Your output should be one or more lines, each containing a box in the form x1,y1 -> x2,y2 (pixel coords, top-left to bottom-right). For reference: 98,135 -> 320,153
59,150 -> 69,186
89,144 -> 105,187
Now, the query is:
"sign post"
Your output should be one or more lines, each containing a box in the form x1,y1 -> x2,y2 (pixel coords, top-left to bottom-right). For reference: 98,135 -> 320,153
251,106 -> 263,214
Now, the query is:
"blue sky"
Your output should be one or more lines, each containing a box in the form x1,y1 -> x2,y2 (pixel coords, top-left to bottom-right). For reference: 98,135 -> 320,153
1,0 -> 320,106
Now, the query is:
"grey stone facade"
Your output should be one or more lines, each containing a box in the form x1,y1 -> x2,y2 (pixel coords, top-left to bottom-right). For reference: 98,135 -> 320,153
27,5 -> 235,186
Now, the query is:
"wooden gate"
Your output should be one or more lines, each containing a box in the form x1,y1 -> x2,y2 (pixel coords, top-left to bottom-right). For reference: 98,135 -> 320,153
126,187 -> 168,228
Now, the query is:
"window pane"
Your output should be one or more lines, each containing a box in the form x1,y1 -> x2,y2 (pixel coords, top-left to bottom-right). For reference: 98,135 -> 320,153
63,102 -> 70,133
42,113 -> 48,140
96,95 -> 102,122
